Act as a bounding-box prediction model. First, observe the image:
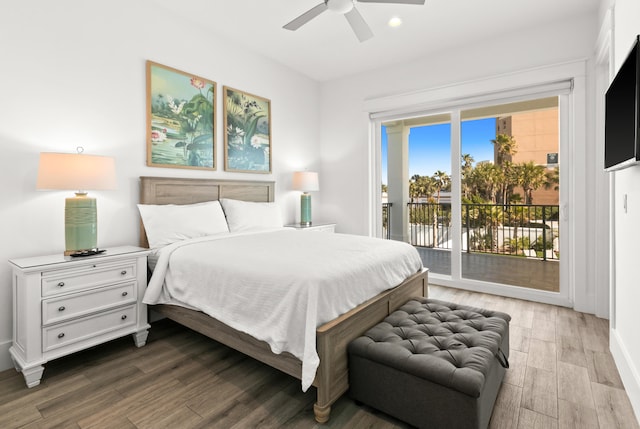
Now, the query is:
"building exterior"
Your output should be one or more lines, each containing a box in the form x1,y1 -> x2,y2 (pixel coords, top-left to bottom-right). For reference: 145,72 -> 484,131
496,108 -> 560,205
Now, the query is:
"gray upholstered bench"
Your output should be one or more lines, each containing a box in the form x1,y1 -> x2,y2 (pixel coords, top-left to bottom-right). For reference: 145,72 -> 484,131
348,298 -> 510,429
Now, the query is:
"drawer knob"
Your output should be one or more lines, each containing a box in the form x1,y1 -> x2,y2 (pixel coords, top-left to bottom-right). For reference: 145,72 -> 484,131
121,315 -> 127,320
57,333 -> 65,339
57,282 -> 65,287
121,291 -> 128,297
58,306 -> 66,312
120,270 -> 127,275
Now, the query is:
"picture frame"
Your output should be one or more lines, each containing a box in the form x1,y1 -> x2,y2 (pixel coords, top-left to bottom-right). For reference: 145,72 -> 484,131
223,86 -> 272,173
146,61 -> 216,170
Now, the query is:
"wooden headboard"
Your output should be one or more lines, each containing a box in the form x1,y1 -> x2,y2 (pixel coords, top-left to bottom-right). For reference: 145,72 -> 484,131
139,176 -> 275,248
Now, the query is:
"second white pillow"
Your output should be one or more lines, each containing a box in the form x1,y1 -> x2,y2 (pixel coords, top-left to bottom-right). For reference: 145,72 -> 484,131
220,198 -> 283,232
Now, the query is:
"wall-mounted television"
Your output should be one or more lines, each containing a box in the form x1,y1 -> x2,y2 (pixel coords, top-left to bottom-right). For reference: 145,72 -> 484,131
605,35 -> 640,171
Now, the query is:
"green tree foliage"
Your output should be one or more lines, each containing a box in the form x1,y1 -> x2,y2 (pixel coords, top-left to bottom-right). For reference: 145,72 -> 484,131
469,162 -> 502,203
396,132 -> 559,257
432,170 -> 450,202
491,134 -> 519,203
491,133 -> 518,164
545,166 -> 559,191
431,170 -> 450,246
409,174 -> 435,202
461,154 -> 475,198
517,161 -> 548,204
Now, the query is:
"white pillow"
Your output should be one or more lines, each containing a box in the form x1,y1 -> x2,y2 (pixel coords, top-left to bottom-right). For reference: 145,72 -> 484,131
137,200 -> 229,248
220,198 -> 283,232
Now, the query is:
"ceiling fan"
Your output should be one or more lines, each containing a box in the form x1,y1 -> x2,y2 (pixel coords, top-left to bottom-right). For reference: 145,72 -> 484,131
283,0 -> 426,43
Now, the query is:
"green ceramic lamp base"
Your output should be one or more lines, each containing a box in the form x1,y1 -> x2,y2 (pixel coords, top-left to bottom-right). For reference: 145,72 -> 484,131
64,193 -> 98,256
300,193 -> 312,226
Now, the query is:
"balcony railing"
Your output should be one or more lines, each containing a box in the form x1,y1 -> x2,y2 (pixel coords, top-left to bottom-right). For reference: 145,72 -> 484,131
402,202 -> 560,261
382,202 -> 392,240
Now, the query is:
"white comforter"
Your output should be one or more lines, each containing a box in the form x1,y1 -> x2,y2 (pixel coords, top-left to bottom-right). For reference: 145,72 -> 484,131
143,228 -> 423,391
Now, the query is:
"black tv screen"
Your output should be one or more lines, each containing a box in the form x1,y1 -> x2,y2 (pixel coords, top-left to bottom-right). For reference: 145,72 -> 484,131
605,35 -> 640,171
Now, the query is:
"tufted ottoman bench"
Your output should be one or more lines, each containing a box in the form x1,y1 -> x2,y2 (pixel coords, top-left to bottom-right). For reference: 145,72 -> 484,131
348,298 -> 510,429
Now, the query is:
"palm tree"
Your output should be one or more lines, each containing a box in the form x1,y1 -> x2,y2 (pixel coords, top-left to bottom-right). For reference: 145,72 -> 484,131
461,154 -> 475,198
432,170 -> 450,203
497,160 -> 516,205
545,166 -> 559,192
517,161 -> 547,204
491,134 -> 518,165
471,162 -> 501,203
485,204 -> 505,252
409,175 -> 421,203
491,134 -> 518,204
409,174 -> 433,203
431,170 -> 450,247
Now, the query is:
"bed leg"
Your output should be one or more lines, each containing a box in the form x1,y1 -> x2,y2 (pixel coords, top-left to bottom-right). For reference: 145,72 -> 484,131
313,403 -> 331,423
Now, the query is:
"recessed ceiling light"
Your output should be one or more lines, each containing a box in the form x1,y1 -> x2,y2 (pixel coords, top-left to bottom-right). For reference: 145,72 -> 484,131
388,16 -> 402,27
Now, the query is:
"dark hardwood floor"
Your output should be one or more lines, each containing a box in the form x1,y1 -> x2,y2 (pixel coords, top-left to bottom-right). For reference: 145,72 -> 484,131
0,286 -> 637,428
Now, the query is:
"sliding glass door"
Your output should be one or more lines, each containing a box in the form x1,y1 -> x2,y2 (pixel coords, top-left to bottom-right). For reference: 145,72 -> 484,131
459,98 -> 560,292
380,96 -> 564,298
382,114 -> 452,276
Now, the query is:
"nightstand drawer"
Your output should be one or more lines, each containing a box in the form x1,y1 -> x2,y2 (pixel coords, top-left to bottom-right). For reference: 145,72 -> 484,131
42,282 -> 137,326
43,304 -> 136,352
41,261 -> 136,297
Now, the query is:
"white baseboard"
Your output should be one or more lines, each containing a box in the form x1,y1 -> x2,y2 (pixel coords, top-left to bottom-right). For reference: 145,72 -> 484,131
610,328 -> 640,423
0,339 -> 14,372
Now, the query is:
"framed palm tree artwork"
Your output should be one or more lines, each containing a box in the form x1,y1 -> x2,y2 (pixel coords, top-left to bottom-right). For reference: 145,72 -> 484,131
223,86 -> 271,173
146,61 -> 216,170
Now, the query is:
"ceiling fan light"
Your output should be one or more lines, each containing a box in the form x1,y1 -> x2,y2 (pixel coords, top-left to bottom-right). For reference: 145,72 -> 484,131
327,0 -> 354,14
388,16 -> 402,27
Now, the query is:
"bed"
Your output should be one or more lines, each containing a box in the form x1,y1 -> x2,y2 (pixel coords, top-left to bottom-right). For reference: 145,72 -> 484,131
138,176 -> 428,423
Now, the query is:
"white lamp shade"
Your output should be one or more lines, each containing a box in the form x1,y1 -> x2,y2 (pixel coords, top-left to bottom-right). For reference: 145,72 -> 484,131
292,171 -> 319,192
37,152 -> 117,191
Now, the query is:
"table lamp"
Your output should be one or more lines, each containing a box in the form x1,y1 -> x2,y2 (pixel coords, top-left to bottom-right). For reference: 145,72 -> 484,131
36,149 -> 117,256
292,171 -> 319,226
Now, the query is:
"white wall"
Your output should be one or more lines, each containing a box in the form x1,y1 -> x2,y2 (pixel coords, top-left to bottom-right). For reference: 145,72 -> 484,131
609,0 -> 640,419
0,0 -> 321,371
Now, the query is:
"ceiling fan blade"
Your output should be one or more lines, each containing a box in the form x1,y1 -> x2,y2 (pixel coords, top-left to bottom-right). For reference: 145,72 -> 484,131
344,7 -> 374,42
357,0 -> 425,4
283,2 -> 329,31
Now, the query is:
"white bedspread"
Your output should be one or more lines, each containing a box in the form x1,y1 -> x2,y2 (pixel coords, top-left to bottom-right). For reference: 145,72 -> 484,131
143,228 -> 423,391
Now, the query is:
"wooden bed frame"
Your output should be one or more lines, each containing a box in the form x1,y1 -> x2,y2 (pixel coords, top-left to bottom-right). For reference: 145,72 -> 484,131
139,176 -> 428,423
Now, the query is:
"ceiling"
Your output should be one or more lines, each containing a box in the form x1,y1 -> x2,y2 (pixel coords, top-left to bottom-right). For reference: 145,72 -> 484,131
150,0 -> 601,82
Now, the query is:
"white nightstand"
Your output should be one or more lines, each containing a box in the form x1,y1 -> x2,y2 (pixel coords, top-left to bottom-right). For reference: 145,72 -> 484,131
8,246 -> 150,388
285,222 -> 336,233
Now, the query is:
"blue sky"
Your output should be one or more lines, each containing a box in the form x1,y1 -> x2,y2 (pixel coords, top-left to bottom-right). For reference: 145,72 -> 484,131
381,118 -> 496,184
